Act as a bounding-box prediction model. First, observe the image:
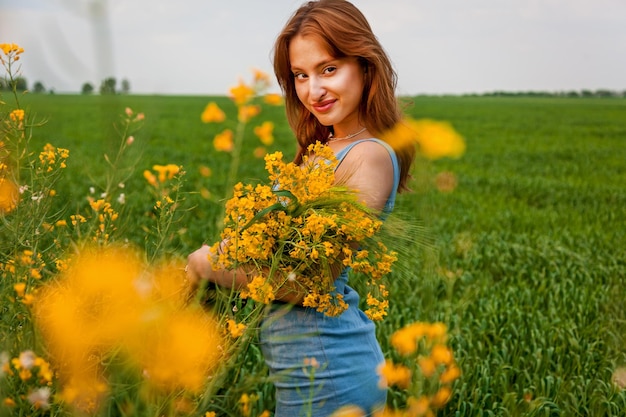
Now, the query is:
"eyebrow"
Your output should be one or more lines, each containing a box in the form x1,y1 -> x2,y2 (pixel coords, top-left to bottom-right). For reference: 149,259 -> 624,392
291,57 -> 339,73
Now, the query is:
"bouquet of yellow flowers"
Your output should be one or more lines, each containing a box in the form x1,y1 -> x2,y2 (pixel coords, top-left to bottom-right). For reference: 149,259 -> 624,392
210,142 -> 397,320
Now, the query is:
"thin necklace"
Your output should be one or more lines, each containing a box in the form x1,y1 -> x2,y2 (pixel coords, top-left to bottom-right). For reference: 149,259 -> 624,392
328,127 -> 367,142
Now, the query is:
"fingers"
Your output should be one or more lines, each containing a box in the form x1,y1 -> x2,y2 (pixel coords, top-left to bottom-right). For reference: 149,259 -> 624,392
186,245 -> 213,284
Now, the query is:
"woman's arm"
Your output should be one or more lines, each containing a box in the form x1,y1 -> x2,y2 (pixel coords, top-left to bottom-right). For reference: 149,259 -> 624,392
186,244 -> 248,290
186,243 -> 308,304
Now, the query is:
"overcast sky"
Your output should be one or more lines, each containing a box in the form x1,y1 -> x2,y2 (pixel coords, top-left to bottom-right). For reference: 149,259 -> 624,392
1,0 -> 625,95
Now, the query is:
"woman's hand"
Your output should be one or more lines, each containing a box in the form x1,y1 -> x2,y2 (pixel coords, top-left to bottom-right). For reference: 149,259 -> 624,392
186,244 -> 215,292
186,241 -> 249,291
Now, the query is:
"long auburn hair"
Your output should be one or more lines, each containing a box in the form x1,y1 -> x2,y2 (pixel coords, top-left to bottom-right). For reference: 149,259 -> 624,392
273,0 -> 415,192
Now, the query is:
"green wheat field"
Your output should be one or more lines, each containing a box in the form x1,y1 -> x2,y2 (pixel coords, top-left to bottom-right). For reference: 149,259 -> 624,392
10,93 -> 626,416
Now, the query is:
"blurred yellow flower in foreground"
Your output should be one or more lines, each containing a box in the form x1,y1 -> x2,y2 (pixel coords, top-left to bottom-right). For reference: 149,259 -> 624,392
35,247 -> 144,354
381,118 -> 465,160
34,246 -> 225,410
201,102 -> 226,123
379,321 -> 460,416
377,360 -> 412,389
126,308 -> 223,392
0,178 -> 19,214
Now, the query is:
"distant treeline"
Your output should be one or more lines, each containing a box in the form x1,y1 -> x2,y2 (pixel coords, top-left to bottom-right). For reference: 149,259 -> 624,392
1,77 -> 624,98
459,89 -> 626,98
0,76 -> 130,95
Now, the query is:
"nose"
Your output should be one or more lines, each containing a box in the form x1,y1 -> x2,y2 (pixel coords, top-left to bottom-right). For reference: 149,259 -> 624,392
309,76 -> 326,101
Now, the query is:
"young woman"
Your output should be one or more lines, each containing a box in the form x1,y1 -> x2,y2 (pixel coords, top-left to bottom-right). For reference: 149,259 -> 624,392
186,0 -> 416,415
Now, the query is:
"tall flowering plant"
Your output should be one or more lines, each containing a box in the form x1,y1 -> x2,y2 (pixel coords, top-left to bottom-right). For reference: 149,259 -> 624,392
201,68 -> 283,201
211,141 -> 397,320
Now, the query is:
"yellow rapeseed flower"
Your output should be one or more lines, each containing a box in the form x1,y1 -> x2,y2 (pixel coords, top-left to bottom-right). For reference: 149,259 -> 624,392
377,359 -> 411,389
425,322 -> 448,343
214,129 -> 234,152
126,308 -> 223,392
430,344 -> 454,365
33,247 -> 146,408
406,396 -> 431,416
9,109 -> 24,122
252,67 -> 271,87
70,214 -> 87,225
240,274 -> 275,304
263,93 -> 283,106
238,104 -> 261,122
201,102 -> 226,123
152,164 -> 180,183
35,247 -> 225,402
439,363 -> 461,384
254,121 -> 274,146
0,43 -> 24,56
35,248 -> 146,355
380,118 -> 465,160
38,144 -> 69,172
3,397 -> 16,407
199,165 -> 212,177
143,170 -> 158,186
0,178 -> 19,214
33,357 -> 53,384
57,374 -> 108,414
364,292 -> 388,321
19,249 -> 35,265
229,79 -> 255,106
390,322 -> 427,355
239,393 -> 252,417
226,319 -> 247,338
430,386 -> 452,408
411,119 -> 465,159
418,357 -> 436,378
13,282 -> 26,297
253,146 -> 267,159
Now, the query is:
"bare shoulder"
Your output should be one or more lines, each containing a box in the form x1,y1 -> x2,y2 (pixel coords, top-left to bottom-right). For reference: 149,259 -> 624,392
338,139 -> 393,170
336,140 -> 394,211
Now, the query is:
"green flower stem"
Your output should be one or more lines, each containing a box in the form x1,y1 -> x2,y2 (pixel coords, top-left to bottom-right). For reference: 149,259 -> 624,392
225,116 -> 247,199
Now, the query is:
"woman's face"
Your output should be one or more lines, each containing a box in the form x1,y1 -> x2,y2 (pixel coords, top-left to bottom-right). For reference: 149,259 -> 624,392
289,34 -> 365,136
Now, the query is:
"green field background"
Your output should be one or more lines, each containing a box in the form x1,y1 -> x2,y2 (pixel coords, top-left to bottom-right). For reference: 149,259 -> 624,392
18,94 -> 626,415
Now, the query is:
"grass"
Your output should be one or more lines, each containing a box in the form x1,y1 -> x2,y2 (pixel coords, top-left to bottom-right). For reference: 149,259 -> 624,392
12,93 -> 626,415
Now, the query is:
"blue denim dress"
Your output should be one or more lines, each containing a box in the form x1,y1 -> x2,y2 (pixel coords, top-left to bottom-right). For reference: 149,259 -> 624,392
260,139 -> 400,416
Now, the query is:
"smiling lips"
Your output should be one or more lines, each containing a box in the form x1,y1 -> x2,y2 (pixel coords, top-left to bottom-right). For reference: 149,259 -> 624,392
312,99 -> 336,113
